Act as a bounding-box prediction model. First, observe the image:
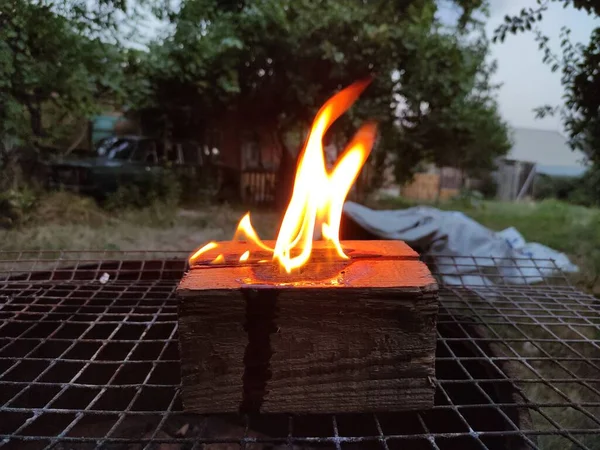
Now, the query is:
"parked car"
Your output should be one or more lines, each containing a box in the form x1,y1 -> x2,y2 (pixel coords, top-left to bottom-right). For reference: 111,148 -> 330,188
45,136 -> 215,199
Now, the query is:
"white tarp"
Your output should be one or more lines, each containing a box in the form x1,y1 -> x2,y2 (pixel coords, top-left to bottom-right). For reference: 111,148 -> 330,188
343,201 -> 578,286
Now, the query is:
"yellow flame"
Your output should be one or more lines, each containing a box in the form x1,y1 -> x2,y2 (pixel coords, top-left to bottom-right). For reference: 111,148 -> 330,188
273,79 -> 376,272
189,241 -> 217,263
234,213 -> 274,251
188,79 -> 377,272
212,254 -> 225,264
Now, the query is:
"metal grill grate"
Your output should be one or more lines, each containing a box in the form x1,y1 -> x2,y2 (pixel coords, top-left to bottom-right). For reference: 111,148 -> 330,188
0,251 -> 599,449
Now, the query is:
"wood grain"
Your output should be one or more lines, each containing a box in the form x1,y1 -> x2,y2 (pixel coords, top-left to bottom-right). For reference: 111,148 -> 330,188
177,240 -> 438,414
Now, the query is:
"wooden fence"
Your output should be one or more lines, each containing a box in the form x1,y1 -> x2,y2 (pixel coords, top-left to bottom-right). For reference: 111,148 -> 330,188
401,173 -> 440,201
400,168 -> 462,202
238,163 -> 374,207
241,170 -> 277,206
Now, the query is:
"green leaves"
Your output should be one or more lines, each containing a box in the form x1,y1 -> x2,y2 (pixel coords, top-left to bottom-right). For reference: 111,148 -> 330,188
492,0 -> 600,199
126,0 -> 509,186
0,0 -> 509,192
0,0 -> 135,148
220,37 -> 244,50
217,69 -> 240,93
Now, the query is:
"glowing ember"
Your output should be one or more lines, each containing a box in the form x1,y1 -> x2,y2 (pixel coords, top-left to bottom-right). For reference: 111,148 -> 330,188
189,79 -> 377,273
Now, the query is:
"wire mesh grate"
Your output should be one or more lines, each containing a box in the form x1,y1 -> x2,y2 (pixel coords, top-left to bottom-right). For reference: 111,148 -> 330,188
0,251 -> 599,449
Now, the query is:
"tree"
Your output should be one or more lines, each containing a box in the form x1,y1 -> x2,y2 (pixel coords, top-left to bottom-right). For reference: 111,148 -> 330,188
0,0 -> 140,188
394,31 -> 511,183
494,1 -> 600,201
136,0 -> 508,195
0,1 -> 133,149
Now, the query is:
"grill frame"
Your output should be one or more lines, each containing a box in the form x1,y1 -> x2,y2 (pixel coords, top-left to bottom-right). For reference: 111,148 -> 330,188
0,250 -> 598,449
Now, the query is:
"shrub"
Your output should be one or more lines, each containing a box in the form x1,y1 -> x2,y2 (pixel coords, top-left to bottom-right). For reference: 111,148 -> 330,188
177,166 -> 221,206
0,188 -> 38,228
534,174 -> 591,206
450,188 -> 485,210
34,191 -> 110,226
104,169 -> 182,211
478,175 -> 498,199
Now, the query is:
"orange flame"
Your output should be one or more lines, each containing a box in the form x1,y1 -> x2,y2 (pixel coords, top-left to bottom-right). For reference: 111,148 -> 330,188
189,242 -> 217,262
189,79 -> 377,272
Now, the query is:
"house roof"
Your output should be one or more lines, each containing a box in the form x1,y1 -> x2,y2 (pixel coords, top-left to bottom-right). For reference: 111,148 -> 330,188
507,127 -> 588,176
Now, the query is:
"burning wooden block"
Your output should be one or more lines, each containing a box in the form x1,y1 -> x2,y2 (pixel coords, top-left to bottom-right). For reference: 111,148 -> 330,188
177,240 -> 438,414
179,80 -> 439,413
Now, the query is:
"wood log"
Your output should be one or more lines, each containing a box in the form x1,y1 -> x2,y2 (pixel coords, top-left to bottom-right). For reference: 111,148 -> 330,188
177,240 -> 438,414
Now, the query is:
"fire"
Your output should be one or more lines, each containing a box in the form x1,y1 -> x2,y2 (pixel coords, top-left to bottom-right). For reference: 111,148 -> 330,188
189,79 -> 377,273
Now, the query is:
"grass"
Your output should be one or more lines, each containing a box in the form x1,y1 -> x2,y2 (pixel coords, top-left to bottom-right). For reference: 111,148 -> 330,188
0,191 -> 279,254
0,191 -> 598,448
3,192 -> 600,291
373,196 -> 600,294
375,195 -> 600,450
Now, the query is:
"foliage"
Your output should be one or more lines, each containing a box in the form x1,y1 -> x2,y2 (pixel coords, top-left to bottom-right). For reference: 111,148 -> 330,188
396,37 -> 511,181
0,187 -> 38,229
476,173 -> 498,198
0,0 -> 512,203
0,0 -> 132,160
534,174 -> 582,202
534,171 -> 600,207
452,188 -> 485,209
494,0 -> 600,202
104,169 -> 182,211
136,0 -> 508,187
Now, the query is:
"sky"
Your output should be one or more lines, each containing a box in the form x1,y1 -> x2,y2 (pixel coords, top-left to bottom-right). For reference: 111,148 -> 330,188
467,0 -> 597,133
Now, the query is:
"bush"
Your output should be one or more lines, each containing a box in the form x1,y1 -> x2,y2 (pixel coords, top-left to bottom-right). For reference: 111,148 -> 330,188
104,169 -> 182,211
34,191 -> 110,226
534,174 -> 590,206
0,188 -> 38,228
450,188 -> 485,210
177,166 -> 221,205
478,175 -> 498,199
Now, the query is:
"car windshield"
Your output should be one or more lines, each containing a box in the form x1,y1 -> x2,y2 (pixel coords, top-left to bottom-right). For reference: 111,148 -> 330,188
105,139 -> 136,160
96,137 -> 118,156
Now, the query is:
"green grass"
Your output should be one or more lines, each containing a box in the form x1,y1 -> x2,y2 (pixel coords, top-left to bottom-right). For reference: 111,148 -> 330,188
373,196 -> 600,293
0,191 -> 279,254
3,192 -> 600,291
3,191 -> 599,291
376,195 -> 600,450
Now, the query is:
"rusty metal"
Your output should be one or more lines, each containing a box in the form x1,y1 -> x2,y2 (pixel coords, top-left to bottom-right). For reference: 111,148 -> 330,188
0,251 -> 598,449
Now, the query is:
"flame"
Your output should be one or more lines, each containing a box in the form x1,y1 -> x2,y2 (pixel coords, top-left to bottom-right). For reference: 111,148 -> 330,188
234,213 -> 273,251
189,79 -> 377,273
189,242 -> 218,263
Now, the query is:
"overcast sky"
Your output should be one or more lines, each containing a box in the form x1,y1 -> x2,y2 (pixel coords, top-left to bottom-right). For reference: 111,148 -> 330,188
480,1 -> 597,132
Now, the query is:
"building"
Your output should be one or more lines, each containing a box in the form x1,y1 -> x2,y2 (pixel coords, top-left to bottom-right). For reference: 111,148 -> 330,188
495,127 -> 588,200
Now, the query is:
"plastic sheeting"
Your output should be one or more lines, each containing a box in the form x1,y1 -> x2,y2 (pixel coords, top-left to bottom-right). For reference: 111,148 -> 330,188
343,201 -> 579,286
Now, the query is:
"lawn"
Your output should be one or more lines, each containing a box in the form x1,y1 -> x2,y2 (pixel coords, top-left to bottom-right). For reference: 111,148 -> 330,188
0,192 -> 279,255
1,192 -> 599,291
373,196 -> 600,294
373,196 -> 600,450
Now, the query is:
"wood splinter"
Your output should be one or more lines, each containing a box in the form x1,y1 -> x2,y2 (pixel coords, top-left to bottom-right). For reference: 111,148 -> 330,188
177,240 -> 439,414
